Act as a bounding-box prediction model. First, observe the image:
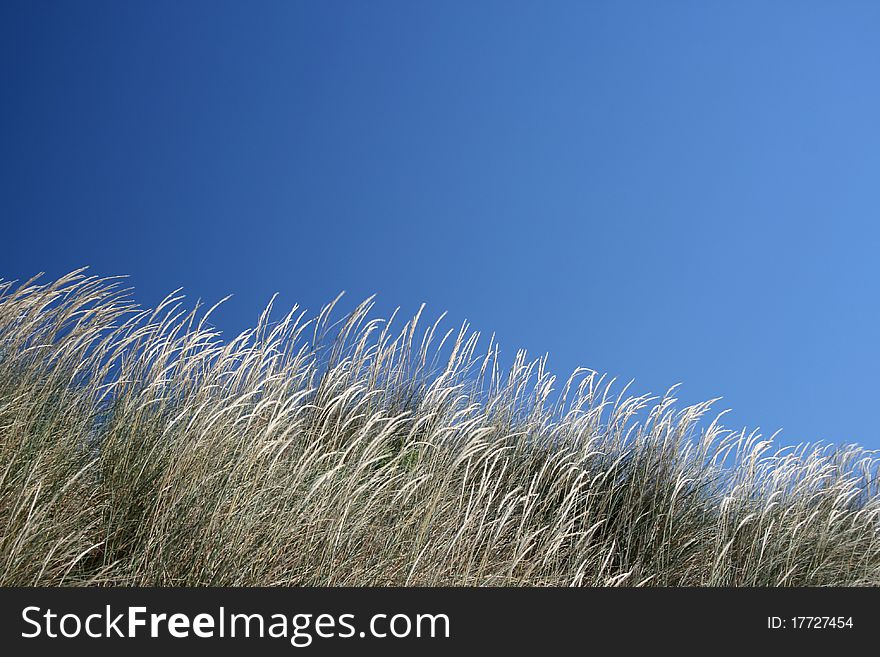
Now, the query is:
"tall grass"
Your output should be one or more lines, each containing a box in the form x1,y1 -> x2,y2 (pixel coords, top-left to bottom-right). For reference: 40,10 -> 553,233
1,269 -> 878,586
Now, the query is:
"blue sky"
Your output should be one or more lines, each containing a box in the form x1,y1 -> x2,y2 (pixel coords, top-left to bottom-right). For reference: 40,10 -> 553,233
2,1 -> 879,449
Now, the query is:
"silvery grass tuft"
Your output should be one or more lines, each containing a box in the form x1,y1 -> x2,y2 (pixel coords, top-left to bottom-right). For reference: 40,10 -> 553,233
0,269 -> 878,586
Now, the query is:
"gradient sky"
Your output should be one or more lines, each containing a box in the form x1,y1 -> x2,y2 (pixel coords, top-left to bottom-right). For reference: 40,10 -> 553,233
2,1 -> 879,449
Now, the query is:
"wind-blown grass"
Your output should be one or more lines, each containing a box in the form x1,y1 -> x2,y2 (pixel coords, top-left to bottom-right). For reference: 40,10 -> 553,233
1,269 -> 878,586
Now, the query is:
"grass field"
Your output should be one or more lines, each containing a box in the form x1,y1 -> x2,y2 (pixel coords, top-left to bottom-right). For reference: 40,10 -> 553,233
1,270 -> 878,586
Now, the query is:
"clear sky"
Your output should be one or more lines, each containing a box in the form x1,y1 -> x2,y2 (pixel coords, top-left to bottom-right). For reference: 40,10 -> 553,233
2,1 -> 879,449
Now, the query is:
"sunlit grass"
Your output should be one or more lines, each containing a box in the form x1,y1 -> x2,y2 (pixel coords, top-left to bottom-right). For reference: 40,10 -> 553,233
1,269 -> 877,586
